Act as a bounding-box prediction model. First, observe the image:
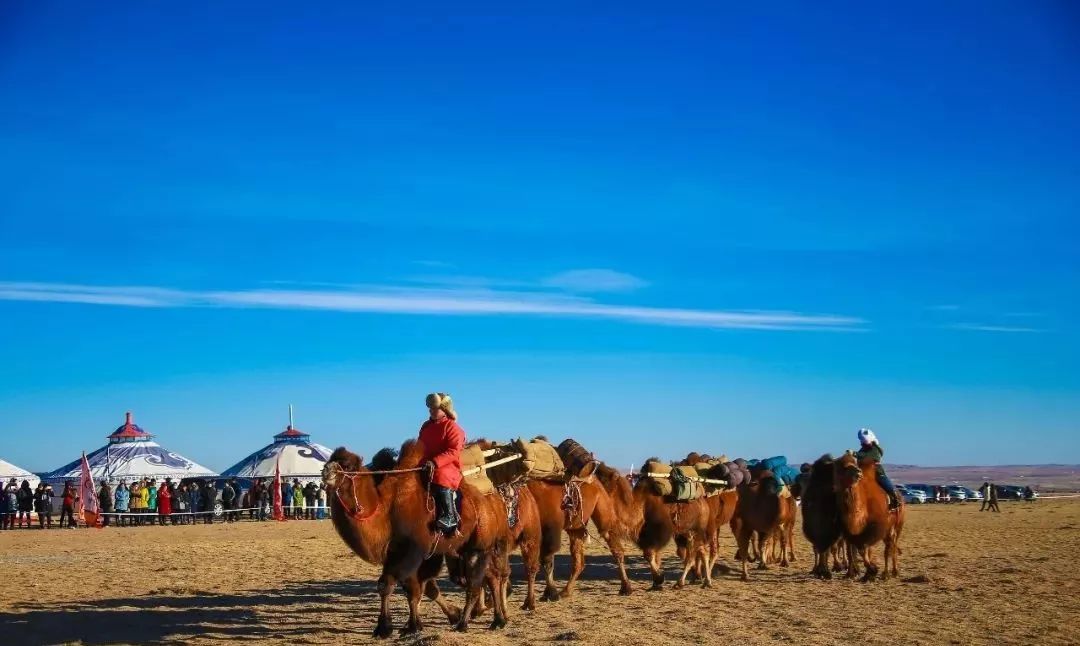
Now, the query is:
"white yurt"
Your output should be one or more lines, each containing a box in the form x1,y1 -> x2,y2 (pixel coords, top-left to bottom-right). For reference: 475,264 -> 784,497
220,411 -> 331,483
44,412 -> 217,485
0,457 -> 40,489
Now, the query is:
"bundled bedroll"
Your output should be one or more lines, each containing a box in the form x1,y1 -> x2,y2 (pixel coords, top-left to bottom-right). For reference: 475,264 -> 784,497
514,437 -> 566,481
669,465 -> 705,501
641,460 -> 673,497
460,443 -> 495,495
557,438 -> 599,479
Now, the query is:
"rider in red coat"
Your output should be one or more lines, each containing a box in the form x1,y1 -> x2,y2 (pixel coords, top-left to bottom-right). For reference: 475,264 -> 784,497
419,392 -> 465,534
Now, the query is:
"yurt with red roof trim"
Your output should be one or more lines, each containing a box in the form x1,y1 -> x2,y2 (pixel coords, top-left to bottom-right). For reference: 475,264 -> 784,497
220,408 -> 331,482
44,412 -> 216,484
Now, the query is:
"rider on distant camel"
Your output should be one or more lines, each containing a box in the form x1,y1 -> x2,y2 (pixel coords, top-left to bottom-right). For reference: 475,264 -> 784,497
855,428 -> 900,511
419,392 -> 465,535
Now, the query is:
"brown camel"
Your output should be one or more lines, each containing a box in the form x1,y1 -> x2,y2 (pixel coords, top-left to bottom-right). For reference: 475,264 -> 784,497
833,451 -> 905,582
322,447 -> 464,626
594,462 -> 713,590
734,469 -> 796,581
466,439 -> 632,600
800,454 -> 843,579
323,441 -> 512,637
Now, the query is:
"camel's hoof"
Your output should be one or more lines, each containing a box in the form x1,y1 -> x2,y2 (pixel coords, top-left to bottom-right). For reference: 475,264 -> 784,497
399,620 -> 422,636
757,563 -> 769,571
619,583 -> 633,596
649,582 -> 664,592
445,609 -> 462,626
701,580 -> 713,589
557,587 -> 574,600
541,587 -> 560,602
488,617 -> 507,631
673,581 -> 685,590
373,615 -> 393,639
780,561 -> 790,568
741,574 -> 750,582
470,604 -> 486,619
521,599 -> 536,612
454,620 -> 469,633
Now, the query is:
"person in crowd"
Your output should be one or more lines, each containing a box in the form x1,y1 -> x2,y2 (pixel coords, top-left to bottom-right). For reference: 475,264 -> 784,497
129,480 -> 143,523
35,482 -> 53,529
141,478 -> 152,524
157,478 -> 172,526
0,478 -> 13,530
5,479 -> 21,530
97,480 -> 113,527
979,482 -> 992,511
187,482 -> 200,523
304,481 -> 318,520
175,483 -> 188,524
146,479 -> 158,525
292,479 -> 304,519
317,483 -> 327,520
855,428 -> 900,510
114,481 -> 130,527
59,480 -> 77,529
16,480 -> 34,529
202,480 -> 216,524
419,392 -> 466,535
282,478 -> 294,520
221,479 -> 237,522
1023,485 -> 1035,502
988,482 -> 1001,512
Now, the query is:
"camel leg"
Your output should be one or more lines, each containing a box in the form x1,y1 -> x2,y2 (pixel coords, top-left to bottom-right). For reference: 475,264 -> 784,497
860,545 -> 878,583
674,536 -> 689,589
399,577 -> 424,636
737,526 -> 753,582
845,543 -> 860,580
540,527 -> 562,602
696,534 -> 713,588
519,537 -> 539,611
423,580 -> 462,625
787,525 -> 797,563
756,532 -> 769,571
559,528 -> 587,599
601,525 -> 633,596
485,551 -> 509,631
644,548 -> 665,590
779,528 -> 790,568
374,573 -> 396,639
456,551 -> 486,632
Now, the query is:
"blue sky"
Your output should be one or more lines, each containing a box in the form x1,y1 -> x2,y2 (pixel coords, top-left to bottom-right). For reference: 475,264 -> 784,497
1,2 -> 1078,472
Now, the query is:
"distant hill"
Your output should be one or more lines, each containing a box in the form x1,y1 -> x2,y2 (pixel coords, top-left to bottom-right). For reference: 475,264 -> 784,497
884,464 -> 1080,492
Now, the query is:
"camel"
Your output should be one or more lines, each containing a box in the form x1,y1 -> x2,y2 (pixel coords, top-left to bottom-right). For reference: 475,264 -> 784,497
322,447 -> 464,627
833,450 -> 905,582
800,454 -> 843,579
594,462 -> 713,590
323,441 -> 513,637
468,439 -> 632,600
733,469 -> 796,581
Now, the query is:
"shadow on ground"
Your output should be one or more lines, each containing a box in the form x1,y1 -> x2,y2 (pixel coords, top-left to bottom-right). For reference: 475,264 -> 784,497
3,552 -> 740,645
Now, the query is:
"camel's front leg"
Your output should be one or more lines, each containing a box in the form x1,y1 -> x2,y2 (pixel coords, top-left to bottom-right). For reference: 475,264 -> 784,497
560,528 -> 587,598
644,548 -> 664,590
756,532 -> 769,571
374,573 -> 396,639
399,576 -> 424,636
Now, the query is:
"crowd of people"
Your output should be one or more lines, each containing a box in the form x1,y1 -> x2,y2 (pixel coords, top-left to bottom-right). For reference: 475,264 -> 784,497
0,475 -> 330,529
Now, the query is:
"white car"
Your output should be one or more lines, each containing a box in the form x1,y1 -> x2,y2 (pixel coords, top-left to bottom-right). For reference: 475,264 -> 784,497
898,486 -> 928,504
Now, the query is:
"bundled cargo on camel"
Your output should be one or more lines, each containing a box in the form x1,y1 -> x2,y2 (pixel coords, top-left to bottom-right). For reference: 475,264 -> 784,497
640,459 -> 726,501
473,436 -> 567,486
461,442 -> 496,495
557,438 -> 599,479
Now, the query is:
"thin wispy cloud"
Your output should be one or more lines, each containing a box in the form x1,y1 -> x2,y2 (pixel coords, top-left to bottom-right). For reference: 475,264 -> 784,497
541,269 -> 649,293
0,281 -> 865,331
947,323 -> 1043,333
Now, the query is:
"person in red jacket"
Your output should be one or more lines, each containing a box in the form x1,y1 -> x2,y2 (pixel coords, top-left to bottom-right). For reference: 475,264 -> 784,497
419,392 -> 465,535
157,479 -> 173,526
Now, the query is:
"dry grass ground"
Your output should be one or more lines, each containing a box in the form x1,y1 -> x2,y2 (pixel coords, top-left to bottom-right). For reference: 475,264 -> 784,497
1,498 -> 1078,646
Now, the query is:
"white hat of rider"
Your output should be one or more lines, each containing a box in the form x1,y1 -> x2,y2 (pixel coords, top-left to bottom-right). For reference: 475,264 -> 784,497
857,428 -> 878,445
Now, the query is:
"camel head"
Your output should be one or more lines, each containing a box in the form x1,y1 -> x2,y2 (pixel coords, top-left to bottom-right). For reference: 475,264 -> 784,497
323,447 -> 365,488
833,451 -> 862,491
757,470 -> 784,496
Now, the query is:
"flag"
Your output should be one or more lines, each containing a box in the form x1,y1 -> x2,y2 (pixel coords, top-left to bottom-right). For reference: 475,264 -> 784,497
79,451 -> 101,528
272,454 -> 285,521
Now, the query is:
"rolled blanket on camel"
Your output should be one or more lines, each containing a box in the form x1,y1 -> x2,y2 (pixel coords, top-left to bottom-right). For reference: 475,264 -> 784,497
557,438 -> 599,479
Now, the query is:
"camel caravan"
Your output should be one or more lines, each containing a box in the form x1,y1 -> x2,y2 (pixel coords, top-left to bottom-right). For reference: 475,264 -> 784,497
320,393 -> 906,637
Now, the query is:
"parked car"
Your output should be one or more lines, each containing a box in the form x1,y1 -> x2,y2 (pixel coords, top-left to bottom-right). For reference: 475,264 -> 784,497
898,485 -> 928,504
996,485 -> 1025,500
903,484 -> 935,503
960,486 -> 983,502
945,486 -> 968,502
